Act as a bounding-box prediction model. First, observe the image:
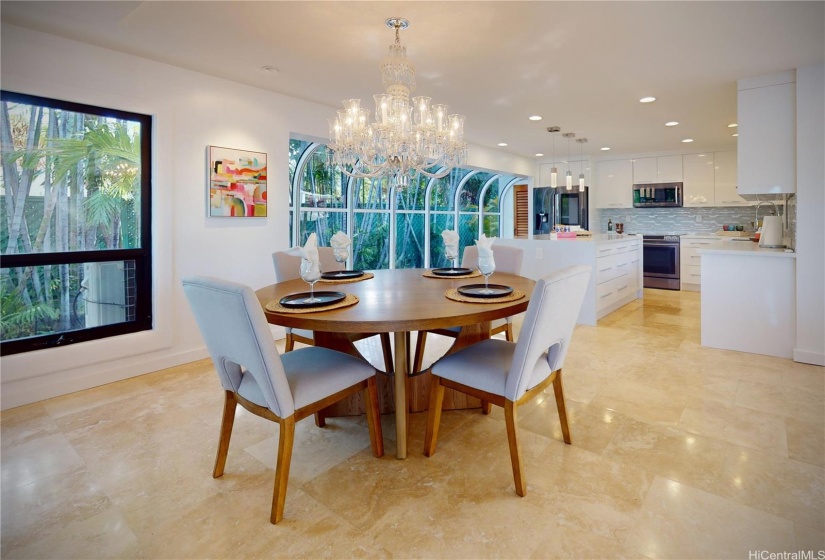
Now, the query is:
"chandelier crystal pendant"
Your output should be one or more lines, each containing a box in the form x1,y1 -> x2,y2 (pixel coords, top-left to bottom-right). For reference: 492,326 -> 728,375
563,132 -> 575,190
547,126 -> 560,188
577,138 -> 587,192
328,18 -> 467,188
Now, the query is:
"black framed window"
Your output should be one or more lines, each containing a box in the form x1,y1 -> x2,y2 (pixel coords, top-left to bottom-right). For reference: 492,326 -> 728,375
1,91 -> 152,355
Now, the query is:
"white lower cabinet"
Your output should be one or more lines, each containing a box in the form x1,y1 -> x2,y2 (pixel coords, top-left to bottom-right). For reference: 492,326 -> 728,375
680,236 -> 721,291
596,239 -> 642,317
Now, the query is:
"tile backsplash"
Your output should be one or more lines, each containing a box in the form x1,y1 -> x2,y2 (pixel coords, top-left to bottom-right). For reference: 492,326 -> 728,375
597,206 -> 784,236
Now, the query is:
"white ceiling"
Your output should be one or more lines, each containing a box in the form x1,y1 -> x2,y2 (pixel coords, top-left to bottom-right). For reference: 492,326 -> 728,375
2,1 -> 823,159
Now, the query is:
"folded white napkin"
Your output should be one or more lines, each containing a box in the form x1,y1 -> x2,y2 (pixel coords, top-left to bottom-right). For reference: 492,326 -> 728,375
441,229 -> 459,260
330,231 -> 351,251
300,233 -> 320,269
476,233 -> 496,262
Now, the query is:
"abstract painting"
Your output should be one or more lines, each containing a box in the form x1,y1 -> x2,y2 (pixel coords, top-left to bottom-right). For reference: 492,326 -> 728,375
208,146 -> 267,217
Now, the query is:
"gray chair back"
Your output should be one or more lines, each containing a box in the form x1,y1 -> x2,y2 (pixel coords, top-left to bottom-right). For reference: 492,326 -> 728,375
504,265 -> 591,401
462,244 -> 524,275
272,247 -> 339,281
182,276 -> 295,418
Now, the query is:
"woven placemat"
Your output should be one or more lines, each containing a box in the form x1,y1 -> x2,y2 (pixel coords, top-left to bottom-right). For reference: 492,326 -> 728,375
318,272 -> 374,284
423,269 -> 482,279
445,288 -> 525,304
265,294 -> 359,314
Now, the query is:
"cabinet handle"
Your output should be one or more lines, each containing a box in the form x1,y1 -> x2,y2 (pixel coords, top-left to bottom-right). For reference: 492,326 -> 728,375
632,259 -> 640,264
617,263 -> 628,268
598,248 -> 611,253
599,267 -> 613,273
618,285 -> 628,291
690,255 -> 700,260
600,292 -> 613,299
609,203 -> 623,207
722,200 -> 745,204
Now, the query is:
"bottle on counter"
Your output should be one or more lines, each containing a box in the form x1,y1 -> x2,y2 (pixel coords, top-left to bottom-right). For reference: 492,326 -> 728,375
607,219 -> 613,232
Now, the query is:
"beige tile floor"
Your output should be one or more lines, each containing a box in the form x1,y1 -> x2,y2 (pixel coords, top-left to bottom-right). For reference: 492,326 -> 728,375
1,289 -> 823,559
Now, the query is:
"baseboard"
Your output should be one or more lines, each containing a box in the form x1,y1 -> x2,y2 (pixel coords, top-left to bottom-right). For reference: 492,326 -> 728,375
793,349 -> 825,366
0,347 -> 210,411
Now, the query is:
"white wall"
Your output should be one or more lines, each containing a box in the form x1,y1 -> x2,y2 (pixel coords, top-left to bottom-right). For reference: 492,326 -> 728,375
794,63 -> 825,366
0,24 -> 533,409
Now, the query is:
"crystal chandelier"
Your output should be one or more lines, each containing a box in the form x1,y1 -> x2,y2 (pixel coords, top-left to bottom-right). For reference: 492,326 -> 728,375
328,18 -> 467,188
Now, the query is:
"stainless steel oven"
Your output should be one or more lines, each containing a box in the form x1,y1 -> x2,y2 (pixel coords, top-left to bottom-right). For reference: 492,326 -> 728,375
643,235 -> 681,290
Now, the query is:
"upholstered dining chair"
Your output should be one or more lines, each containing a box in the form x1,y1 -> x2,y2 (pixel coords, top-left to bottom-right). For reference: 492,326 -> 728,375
182,276 -> 384,524
423,265 -> 591,497
272,248 -> 393,372
412,244 -> 524,373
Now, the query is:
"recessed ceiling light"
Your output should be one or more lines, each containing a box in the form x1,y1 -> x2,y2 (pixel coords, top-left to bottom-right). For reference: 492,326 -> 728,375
497,142 -> 508,147
600,147 -> 611,151
682,138 -> 694,143
529,115 -> 543,121
728,123 -> 738,128
261,66 -> 279,74
732,133 -> 739,137
535,153 -> 544,157
639,96 -> 656,103
665,121 -> 679,127
698,154 -> 706,157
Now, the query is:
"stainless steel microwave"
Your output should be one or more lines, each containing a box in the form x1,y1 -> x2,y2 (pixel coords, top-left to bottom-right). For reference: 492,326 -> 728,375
633,182 -> 683,208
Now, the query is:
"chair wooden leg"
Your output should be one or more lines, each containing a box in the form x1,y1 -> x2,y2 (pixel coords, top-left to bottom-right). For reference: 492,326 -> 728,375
423,375 -> 445,457
285,333 -> 295,352
213,391 -> 237,478
271,416 -> 296,524
413,331 -> 427,373
314,411 -> 326,428
504,400 -> 526,497
505,322 -> 514,342
364,376 -> 384,458
380,333 -> 394,374
481,401 -> 492,414
552,369 -> 572,444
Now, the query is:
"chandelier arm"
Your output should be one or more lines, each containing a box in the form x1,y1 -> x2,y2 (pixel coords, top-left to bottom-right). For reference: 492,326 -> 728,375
339,166 -> 386,179
417,168 -> 452,179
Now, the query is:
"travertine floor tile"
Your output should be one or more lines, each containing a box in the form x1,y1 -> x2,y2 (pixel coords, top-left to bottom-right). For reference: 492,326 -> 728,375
715,444 -> 825,532
786,415 -> 825,468
625,476 -> 796,559
678,400 -> 788,456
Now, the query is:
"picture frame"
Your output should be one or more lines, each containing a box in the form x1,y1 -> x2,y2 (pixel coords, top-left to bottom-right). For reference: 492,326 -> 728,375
208,146 -> 267,217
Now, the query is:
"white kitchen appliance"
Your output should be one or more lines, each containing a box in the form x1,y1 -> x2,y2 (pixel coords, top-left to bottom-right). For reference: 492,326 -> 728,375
758,215 -> 785,248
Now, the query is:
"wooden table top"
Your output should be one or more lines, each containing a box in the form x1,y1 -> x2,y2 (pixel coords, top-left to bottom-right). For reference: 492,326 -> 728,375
256,268 -> 535,334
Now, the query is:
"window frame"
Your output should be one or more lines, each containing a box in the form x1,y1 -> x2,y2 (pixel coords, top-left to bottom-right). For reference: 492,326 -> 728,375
0,90 -> 153,356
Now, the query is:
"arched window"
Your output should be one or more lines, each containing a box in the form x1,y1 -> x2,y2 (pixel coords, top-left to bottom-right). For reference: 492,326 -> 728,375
288,137 -> 522,270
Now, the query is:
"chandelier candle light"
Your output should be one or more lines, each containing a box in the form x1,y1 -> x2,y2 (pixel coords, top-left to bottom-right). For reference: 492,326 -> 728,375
328,18 -> 468,188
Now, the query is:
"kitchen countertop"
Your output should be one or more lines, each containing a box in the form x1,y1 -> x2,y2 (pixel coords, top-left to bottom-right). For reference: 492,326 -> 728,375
699,239 -> 796,258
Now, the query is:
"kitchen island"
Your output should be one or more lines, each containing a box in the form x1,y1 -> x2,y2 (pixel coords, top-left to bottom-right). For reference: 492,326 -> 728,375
498,234 -> 643,325
700,239 -> 796,358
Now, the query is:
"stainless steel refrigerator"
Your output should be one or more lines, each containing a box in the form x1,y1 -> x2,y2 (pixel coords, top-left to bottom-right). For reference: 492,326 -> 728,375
533,186 -> 589,234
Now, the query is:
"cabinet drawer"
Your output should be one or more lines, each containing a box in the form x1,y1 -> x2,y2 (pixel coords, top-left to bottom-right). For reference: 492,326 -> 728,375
681,252 -> 703,268
613,242 -> 632,254
596,254 -> 621,284
682,264 -> 702,285
682,238 -> 719,248
597,272 -> 633,310
596,245 -> 617,258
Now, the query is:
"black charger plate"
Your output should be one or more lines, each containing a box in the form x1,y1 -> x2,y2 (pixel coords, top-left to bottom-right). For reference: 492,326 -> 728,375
279,291 -> 347,308
431,267 -> 473,277
457,284 -> 514,299
321,270 -> 365,280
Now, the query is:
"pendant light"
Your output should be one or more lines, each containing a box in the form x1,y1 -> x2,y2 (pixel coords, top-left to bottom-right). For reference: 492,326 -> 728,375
546,126 -> 560,188
563,132 -> 575,190
576,137 -> 588,192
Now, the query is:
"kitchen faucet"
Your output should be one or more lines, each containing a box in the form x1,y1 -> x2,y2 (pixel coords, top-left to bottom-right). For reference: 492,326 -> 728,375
754,200 -> 779,230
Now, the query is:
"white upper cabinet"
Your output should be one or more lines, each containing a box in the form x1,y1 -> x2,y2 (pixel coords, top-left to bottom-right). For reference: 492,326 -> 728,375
632,157 -> 657,183
714,150 -> 748,205
683,153 -> 715,206
657,155 -> 684,182
632,155 -> 683,183
595,159 -> 633,208
737,71 -> 796,195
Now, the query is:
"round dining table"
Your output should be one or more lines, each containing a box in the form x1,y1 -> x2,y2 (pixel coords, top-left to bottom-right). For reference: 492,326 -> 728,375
256,268 -> 535,458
